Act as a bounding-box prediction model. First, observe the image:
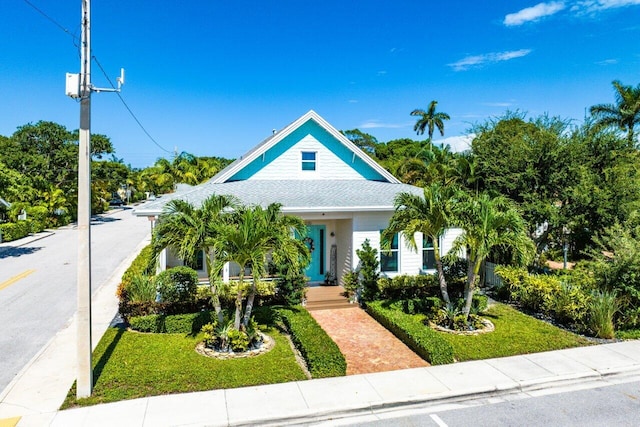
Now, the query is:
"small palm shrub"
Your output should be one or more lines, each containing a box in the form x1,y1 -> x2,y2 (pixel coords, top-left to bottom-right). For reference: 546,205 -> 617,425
127,274 -> 157,303
589,290 -> 618,339
201,316 -> 261,353
155,266 -> 199,303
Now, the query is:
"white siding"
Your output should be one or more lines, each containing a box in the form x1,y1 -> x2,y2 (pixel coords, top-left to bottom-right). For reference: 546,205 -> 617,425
441,228 -> 464,257
250,134 -> 365,180
336,218 -> 353,284
352,212 -> 418,278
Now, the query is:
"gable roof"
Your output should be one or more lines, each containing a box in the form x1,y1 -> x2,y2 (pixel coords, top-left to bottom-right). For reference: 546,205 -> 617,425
134,179 -> 424,216
210,110 -> 401,184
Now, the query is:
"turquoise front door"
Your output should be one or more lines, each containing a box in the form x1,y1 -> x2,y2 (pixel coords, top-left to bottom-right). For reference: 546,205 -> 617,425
304,225 -> 326,282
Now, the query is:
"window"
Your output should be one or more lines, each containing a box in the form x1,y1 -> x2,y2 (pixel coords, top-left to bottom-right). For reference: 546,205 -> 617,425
301,151 -> 316,171
380,231 -> 399,272
185,250 -> 204,271
422,236 -> 436,270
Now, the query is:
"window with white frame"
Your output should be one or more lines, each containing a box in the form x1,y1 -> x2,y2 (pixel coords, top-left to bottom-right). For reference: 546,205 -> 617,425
301,151 -> 316,171
422,236 -> 436,270
380,231 -> 399,272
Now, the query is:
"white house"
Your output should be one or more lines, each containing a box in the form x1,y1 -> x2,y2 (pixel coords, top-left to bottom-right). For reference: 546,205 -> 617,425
133,111 -> 461,284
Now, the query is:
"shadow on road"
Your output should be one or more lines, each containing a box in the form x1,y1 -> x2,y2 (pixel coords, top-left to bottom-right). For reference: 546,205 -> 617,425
90,216 -> 121,225
0,246 -> 43,259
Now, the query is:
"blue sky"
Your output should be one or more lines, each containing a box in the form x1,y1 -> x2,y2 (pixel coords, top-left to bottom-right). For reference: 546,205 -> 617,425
1,1 -> 639,168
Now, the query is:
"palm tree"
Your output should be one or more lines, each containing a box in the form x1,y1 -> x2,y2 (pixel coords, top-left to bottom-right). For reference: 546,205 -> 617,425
451,193 -> 534,320
152,194 -> 238,323
213,204 -> 309,330
590,80 -> 640,146
382,183 -> 456,304
411,100 -> 451,142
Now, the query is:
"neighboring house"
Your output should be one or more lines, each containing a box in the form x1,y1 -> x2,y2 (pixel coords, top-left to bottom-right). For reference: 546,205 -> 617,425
134,111 -> 461,284
0,198 -> 11,222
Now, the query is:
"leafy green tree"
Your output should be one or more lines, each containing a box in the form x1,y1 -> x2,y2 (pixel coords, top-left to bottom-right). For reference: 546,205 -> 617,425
383,183 -> 456,304
341,129 -> 379,157
452,193 -> 534,319
410,100 -> 450,142
590,80 -> 640,146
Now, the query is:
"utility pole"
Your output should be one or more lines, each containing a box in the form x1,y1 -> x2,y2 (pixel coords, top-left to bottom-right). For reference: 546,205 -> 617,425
77,0 -> 93,399
65,0 -> 124,398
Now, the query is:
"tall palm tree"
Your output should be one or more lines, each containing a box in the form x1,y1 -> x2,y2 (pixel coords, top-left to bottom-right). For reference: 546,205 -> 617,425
590,80 -> 640,146
382,183 -> 456,304
411,100 -> 451,142
152,194 -> 238,323
451,193 -> 534,319
213,204 -> 309,329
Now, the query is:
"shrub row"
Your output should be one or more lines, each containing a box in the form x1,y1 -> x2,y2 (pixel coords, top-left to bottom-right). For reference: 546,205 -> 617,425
0,220 -> 32,242
495,266 -> 592,329
129,311 -> 216,334
366,300 -> 454,365
119,298 -> 214,321
276,307 -> 347,378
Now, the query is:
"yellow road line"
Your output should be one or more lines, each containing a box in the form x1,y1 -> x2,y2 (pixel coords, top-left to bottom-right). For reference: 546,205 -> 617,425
0,270 -> 36,291
0,417 -> 21,427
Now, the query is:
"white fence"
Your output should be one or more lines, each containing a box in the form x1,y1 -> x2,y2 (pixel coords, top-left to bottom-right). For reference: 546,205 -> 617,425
483,261 -> 502,288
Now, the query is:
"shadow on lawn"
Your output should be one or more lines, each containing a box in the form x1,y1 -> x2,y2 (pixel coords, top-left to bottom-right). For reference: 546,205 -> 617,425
93,327 -> 125,384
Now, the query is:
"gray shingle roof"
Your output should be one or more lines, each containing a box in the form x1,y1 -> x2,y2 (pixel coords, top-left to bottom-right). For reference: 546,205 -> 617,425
133,180 -> 424,216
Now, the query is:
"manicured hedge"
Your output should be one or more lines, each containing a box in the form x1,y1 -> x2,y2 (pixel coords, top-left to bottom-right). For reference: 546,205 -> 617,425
366,300 -> 454,365
129,311 -> 216,334
0,221 -> 31,242
276,307 -> 347,378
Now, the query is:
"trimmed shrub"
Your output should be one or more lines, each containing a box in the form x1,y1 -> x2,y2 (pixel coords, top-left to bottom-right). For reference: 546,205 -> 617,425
129,311 -> 217,334
377,274 -> 439,300
276,307 -> 347,378
386,297 -> 443,316
155,266 -> 199,303
366,300 -> 454,365
0,221 -> 30,242
357,239 -> 380,302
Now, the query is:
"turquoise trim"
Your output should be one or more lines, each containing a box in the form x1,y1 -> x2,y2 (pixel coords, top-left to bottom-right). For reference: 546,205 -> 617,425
227,119 -> 387,182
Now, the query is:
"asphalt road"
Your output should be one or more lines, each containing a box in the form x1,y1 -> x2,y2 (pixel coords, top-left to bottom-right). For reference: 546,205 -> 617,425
342,379 -> 640,427
0,207 -> 150,392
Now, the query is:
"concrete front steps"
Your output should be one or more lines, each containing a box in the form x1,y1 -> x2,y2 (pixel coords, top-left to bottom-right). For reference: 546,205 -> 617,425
305,285 -> 353,311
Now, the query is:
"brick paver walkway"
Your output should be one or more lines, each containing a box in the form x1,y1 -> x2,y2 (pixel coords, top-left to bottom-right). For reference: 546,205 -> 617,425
306,286 -> 429,375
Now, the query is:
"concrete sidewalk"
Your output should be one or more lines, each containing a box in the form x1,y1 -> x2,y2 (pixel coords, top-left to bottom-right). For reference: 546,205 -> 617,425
0,230 -> 55,256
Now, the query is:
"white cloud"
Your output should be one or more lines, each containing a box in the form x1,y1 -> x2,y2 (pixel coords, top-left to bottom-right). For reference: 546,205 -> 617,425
572,0 -> 640,13
504,2 -> 566,26
348,99 -> 358,104
434,134 -> 475,153
377,70 -> 387,76
482,102 -> 514,107
595,58 -> 619,65
448,49 -> 532,71
359,120 -> 410,129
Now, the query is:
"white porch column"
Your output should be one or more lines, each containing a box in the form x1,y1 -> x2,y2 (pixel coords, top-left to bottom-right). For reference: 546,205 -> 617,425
158,247 -> 167,274
223,262 -> 230,283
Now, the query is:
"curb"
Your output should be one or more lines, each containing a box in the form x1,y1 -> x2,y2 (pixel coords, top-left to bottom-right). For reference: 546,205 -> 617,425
231,366 -> 640,427
0,231 -> 54,255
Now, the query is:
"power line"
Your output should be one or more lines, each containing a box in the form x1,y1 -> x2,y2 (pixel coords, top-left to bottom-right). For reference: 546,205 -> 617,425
21,0 -> 173,156
92,56 -> 173,154
22,0 -> 80,46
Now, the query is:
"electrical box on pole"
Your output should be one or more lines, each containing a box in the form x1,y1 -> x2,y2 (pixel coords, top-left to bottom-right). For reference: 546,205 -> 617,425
65,73 -> 80,98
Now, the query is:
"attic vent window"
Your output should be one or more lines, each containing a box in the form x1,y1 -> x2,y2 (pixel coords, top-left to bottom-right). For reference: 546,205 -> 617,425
301,151 -> 316,171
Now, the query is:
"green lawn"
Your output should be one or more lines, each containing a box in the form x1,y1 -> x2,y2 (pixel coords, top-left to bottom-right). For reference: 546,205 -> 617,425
438,303 -> 593,361
62,326 -> 306,409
